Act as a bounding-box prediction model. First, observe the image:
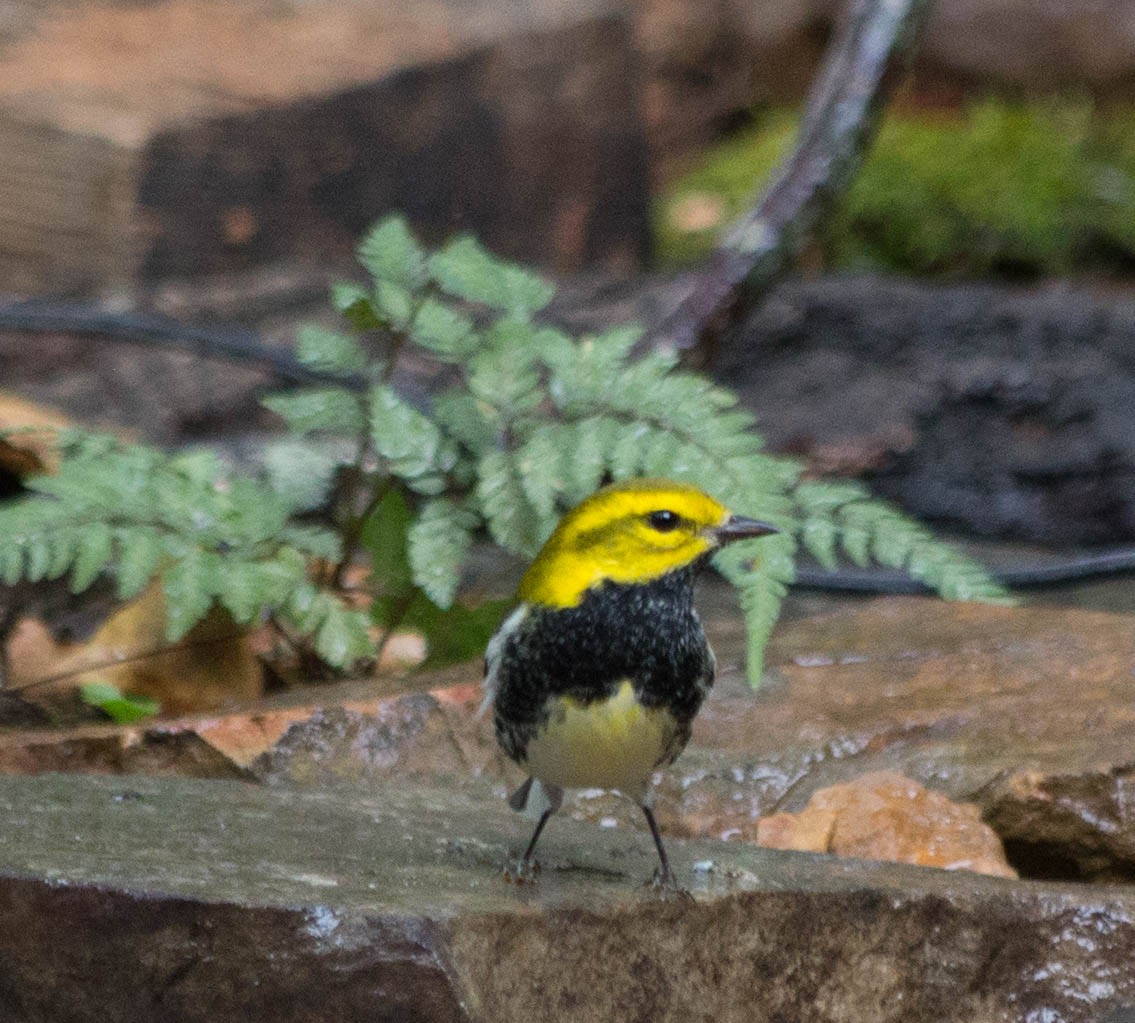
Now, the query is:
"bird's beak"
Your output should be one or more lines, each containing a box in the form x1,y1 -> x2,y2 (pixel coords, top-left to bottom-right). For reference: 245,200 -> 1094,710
710,515 -> 780,545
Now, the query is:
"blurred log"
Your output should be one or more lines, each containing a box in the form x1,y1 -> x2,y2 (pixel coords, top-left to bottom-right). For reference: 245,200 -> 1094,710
653,0 -> 934,365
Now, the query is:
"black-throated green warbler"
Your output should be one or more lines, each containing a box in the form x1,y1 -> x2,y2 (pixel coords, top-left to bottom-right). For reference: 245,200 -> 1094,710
482,478 -> 778,887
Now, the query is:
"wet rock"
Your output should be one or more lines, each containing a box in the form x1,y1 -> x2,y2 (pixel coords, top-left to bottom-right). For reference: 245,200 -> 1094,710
660,597 -> 1135,885
1,771 -> 1135,1022
7,596 -> 1135,885
755,770 -> 1017,878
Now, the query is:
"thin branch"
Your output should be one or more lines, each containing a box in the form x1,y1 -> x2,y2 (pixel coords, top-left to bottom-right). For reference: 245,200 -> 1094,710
652,0 -> 934,364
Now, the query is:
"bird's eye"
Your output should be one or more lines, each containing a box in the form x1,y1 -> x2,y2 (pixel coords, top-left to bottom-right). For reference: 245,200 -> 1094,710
648,510 -> 681,532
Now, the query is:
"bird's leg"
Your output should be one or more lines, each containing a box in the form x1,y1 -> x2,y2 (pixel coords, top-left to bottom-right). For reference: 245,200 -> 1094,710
508,808 -> 553,883
641,804 -> 677,889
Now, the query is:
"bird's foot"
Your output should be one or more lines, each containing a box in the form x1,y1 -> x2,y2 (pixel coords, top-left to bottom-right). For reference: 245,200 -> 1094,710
503,857 -> 541,885
647,866 -> 693,901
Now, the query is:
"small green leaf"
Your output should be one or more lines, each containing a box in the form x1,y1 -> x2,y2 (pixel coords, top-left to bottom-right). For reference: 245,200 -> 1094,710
45,530 -> 78,580
467,343 -> 542,419
410,297 -> 476,359
475,449 -> 542,556
373,280 -> 415,329
407,498 -> 475,608
357,215 -> 427,290
369,385 -> 454,480
80,682 -> 160,724
161,548 -> 217,641
515,424 -> 565,520
331,281 -> 370,313
263,438 -> 346,512
1,544 -> 24,586
432,391 -> 498,454
70,521 -> 114,593
331,282 -> 384,331
262,388 -> 365,435
800,514 -> 839,571
24,537 -> 50,583
215,558 -> 298,623
314,600 -> 373,667
429,235 -> 554,313
295,324 -> 368,377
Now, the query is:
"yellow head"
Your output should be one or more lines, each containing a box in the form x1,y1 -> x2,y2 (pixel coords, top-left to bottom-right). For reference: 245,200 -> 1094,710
517,478 -> 778,608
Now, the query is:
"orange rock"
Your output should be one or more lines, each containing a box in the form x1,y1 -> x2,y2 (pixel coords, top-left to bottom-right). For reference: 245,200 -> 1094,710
756,771 -> 1017,879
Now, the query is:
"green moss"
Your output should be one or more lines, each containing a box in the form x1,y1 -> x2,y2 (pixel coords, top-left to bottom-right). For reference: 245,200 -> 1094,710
655,101 -> 1135,277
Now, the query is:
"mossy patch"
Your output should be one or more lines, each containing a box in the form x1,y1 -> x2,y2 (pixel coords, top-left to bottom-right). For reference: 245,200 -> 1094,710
656,101 -> 1135,277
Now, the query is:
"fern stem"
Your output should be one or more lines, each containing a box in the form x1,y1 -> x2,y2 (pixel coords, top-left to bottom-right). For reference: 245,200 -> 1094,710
374,585 -> 419,660
331,475 -> 395,589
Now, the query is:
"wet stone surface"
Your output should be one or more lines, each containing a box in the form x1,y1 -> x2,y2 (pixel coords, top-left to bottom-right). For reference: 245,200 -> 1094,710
5,596 -> 1135,1018
2,771 -> 1135,1023
10,595 -> 1135,883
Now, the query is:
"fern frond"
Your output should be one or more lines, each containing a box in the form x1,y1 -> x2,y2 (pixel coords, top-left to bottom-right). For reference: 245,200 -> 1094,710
793,479 -> 1014,604
357,215 -> 428,290
475,449 -> 546,556
262,388 -> 365,435
294,325 -> 367,377
428,235 -> 554,313
369,384 -> 457,483
407,498 -> 475,608
714,532 -> 797,681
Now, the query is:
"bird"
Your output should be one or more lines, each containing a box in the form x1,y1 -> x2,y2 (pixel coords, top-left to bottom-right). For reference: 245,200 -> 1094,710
481,477 -> 779,887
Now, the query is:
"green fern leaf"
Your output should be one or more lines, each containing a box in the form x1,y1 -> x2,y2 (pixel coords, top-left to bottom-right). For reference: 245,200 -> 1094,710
373,280 -> 414,329
217,557 -> 306,624
161,547 -> 218,641
476,449 -> 543,556
515,424 -> 566,519
407,498 -> 475,608
429,236 -> 554,313
800,514 -> 840,570
411,298 -> 476,360
466,334 -> 542,418
330,282 -> 383,331
46,529 -> 78,580
357,215 -> 427,290
433,390 -> 499,455
369,385 -> 456,481
295,324 -> 367,377
715,532 -> 796,683
0,542 -> 23,586
263,438 -> 346,512
70,521 -> 114,593
562,416 -> 620,502
262,388 -> 364,435
278,525 -> 341,563
313,597 -> 373,667
609,422 -> 649,479
115,527 -> 164,599
24,536 -> 51,584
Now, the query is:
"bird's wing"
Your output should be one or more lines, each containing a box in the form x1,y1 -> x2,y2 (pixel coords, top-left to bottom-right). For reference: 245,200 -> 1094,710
477,603 -> 529,718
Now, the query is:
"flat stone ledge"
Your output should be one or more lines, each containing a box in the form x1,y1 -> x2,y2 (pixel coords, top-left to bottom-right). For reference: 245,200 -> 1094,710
1,772 -> 1134,1022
